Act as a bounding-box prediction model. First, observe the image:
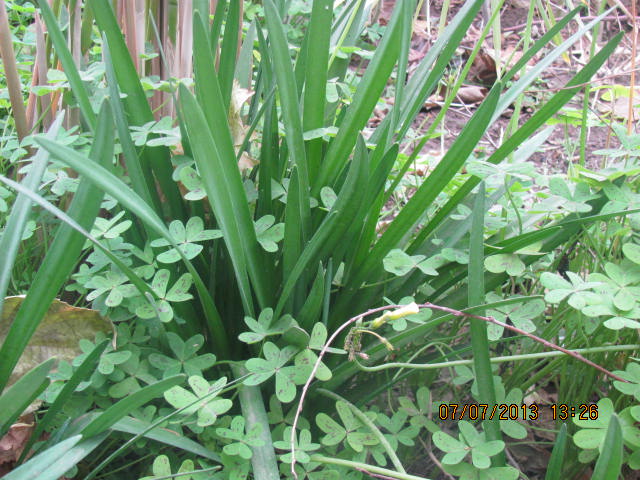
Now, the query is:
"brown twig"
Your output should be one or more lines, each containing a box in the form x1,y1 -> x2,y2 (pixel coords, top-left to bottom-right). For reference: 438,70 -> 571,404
417,302 -> 628,383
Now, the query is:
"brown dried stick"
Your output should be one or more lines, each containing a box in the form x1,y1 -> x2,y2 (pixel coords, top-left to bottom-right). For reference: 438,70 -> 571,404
418,302 -> 628,383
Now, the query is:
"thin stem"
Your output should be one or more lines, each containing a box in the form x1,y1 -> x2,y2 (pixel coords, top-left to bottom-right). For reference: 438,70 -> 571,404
353,344 -> 639,372
416,302 -> 629,383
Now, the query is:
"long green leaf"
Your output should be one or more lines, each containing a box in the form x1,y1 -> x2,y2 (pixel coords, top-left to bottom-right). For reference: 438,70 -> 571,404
3,435 -> 81,480
315,1 -> 404,192
112,416 -> 221,462
468,183 -> 504,464
89,0 -> 185,219
591,414 -> 623,480
545,424 -> 567,480
302,0 -> 333,179
103,39 -> 160,214
179,83 -> 271,315
0,358 -> 54,433
337,84 -> 501,319
408,32 -> 623,252
219,0 -> 240,106
232,364 -> 279,480
81,375 -> 185,438
0,115 -> 62,318
264,0 -> 311,238
19,340 -> 109,463
276,137 -> 368,316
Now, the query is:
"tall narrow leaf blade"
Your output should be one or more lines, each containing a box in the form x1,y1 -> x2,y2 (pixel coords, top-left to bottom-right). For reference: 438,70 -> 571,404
81,375 -> 185,438
0,116 -> 62,317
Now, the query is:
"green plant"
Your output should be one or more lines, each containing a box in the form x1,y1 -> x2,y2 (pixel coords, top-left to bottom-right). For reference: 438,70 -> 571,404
0,0 -> 634,479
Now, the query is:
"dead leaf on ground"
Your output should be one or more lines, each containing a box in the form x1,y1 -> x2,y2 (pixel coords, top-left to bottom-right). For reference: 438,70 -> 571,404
0,296 -> 114,388
0,414 -> 35,474
456,85 -> 489,104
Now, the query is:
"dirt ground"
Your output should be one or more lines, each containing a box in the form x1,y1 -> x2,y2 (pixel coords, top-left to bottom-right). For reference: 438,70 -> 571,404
371,0 -> 638,176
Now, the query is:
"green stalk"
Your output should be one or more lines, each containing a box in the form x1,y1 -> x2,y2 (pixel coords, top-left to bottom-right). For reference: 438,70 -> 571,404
353,345 -> 640,372
468,183 -> 504,465
231,364 -> 279,480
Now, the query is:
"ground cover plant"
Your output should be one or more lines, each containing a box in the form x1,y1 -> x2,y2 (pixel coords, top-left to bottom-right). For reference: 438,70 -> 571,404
0,0 -> 639,479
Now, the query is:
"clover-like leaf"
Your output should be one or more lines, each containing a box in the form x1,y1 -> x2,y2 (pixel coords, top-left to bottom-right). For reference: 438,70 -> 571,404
150,217 -> 222,263
623,243 -> 640,265
216,416 -> 264,460
180,166 -> 207,201
90,211 -> 132,240
486,294 -> 543,341
316,412 -> 346,446
136,270 -> 193,322
238,308 -> 294,344
244,342 -> 298,402
383,249 -> 441,277
398,387 -> 437,431
573,398 -> 640,450
164,376 -> 232,428
274,427 -> 321,464
255,215 -> 285,252
614,362 -> 640,401
376,410 -> 419,448
434,421 -> 504,469
540,271 -> 602,309
149,333 -> 215,378
484,253 -> 525,276
85,270 -> 138,307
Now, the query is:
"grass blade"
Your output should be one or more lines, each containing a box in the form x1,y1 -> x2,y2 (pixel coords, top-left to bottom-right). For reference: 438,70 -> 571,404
591,414 -> 623,480
80,375 -> 185,438
231,364 -> 279,480
19,340 -> 110,463
302,0 -> 333,179
0,115 -> 62,318
545,423 -> 567,480
0,358 -> 54,433
112,416 -> 221,462
409,32 -> 623,252
0,104 -> 113,392
316,1 -> 403,192
337,85 -> 501,319
264,0 -> 311,236
89,0 -> 185,220
468,182 -> 504,464
179,83 -> 271,315
218,0 -> 240,106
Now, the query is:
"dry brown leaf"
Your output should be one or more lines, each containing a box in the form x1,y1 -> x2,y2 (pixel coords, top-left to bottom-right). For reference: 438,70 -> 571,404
0,414 -> 34,467
456,85 -> 489,104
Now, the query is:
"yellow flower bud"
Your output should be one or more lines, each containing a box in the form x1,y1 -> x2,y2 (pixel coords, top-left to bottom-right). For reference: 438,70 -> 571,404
370,302 -> 419,328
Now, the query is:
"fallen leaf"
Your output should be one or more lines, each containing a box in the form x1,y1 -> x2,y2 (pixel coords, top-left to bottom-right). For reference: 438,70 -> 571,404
1,296 -> 114,387
456,85 -> 489,104
0,414 -> 34,467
